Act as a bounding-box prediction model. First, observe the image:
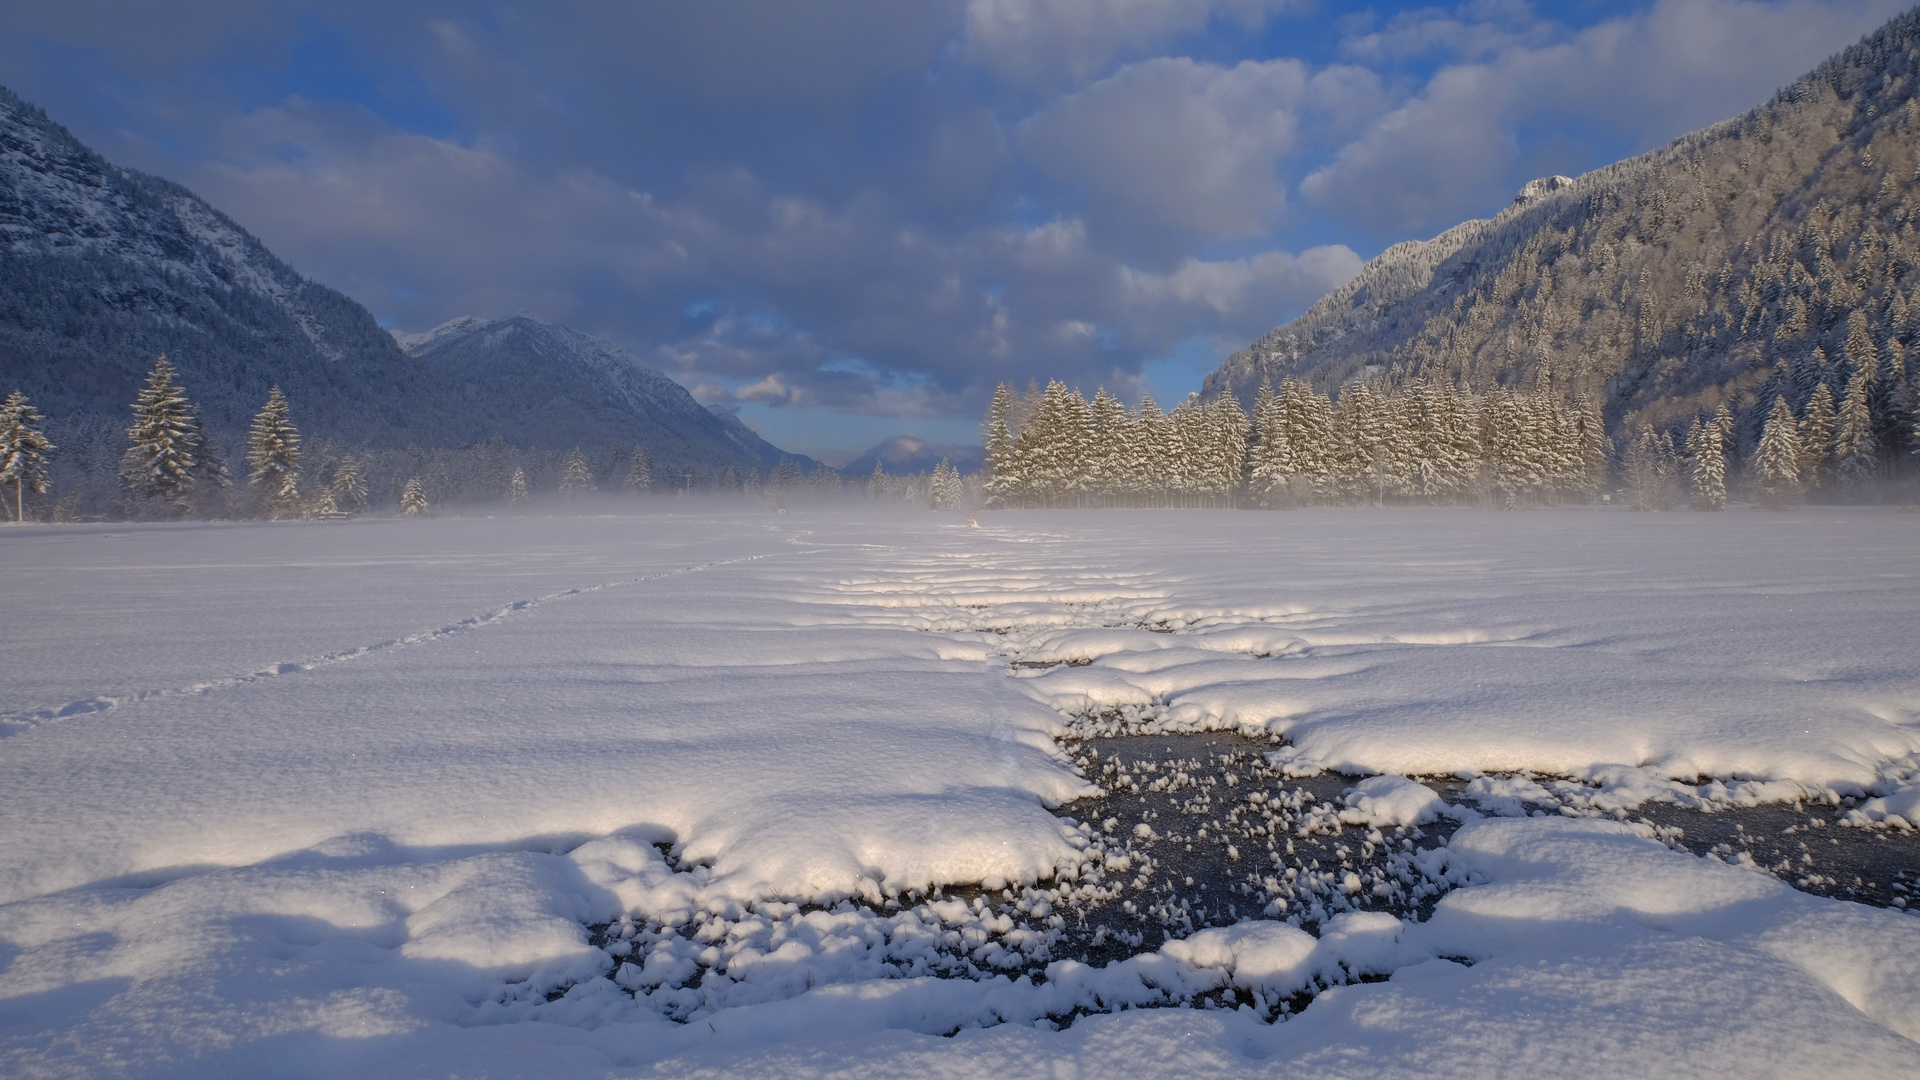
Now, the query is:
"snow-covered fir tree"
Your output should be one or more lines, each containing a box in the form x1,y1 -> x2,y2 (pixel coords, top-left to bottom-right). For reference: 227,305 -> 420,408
623,447 -> 653,493
119,356 -> 223,515
560,448 -> 595,497
400,475 -> 429,516
1831,351 -> 1881,490
982,383 -> 1018,508
1687,415 -> 1727,510
331,455 -> 367,514
245,386 -> 301,518
1625,427 -> 1681,510
928,460 -> 961,510
1799,383 -> 1837,491
509,467 -> 528,513
1754,395 -> 1804,510
0,390 -> 55,523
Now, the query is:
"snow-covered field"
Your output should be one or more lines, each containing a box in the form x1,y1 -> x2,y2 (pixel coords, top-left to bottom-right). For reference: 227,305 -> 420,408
2,507 -> 1918,1078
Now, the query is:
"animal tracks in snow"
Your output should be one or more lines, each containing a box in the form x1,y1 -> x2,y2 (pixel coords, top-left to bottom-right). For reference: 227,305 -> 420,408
0,552 -> 785,736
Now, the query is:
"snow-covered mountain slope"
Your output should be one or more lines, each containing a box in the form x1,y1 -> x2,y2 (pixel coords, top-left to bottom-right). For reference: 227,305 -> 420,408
396,313 -> 812,469
0,84 -> 439,443
1207,8 -> 1920,446
839,434 -> 984,476
0,86 -> 811,469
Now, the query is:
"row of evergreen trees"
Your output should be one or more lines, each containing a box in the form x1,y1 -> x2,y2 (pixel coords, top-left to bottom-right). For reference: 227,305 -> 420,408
981,365 -> 1918,510
2,357 -> 975,521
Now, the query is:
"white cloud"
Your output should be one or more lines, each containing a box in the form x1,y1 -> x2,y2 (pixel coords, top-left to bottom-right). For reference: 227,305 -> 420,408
1120,245 -> 1363,315
1018,57 -> 1385,240
964,0 -> 1297,86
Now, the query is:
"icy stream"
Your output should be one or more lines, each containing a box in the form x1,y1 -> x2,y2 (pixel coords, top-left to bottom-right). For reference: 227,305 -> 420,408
567,729 -> 1919,1027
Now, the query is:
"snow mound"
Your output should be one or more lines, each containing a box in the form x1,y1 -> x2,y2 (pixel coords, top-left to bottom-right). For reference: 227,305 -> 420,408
1340,775 -> 1448,827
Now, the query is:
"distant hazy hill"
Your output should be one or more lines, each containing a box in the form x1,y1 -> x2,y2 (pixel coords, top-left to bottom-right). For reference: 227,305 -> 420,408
0,85 -> 808,471
394,314 -> 813,471
839,435 -> 983,476
1207,8 -> 1920,450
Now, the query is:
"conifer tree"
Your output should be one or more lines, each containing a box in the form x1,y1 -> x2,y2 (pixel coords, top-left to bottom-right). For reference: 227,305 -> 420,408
1569,393 -> 1608,500
332,455 -> 367,514
1799,383 -> 1837,490
623,447 -> 654,493
1278,380 -> 1334,504
1687,417 -> 1727,510
0,390 -> 55,524
1625,427 -> 1680,510
120,356 -> 221,515
401,475 -> 429,516
245,386 -> 302,518
1134,395 -> 1170,506
509,467 -> 528,513
928,460 -> 961,510
982,383 -> 1020,508
1832,358 -> 1881,490
560,448 -> 595,497
1087,388 -> 1129,506
1247,380 -> 1290,507
1754,396 -> 1803,510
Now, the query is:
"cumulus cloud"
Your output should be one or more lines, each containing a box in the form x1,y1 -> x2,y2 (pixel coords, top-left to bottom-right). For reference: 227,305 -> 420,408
4,0 -> 1909,453
1120,245 -> 1363,316
1019,57 -> 1385,242
964,0 -> 1297,87
1304,0 -> 1913,235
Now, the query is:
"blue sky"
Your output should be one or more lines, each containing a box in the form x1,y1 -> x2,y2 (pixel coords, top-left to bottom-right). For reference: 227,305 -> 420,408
0,0 -> 1909,462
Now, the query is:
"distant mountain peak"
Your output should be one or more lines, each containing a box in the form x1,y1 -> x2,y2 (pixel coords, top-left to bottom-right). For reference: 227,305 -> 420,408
391,316 -> 487,352
841,435 -> 983,476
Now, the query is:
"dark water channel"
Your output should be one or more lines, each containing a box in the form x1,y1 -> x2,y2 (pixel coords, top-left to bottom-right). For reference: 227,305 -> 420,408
570,731 -> 1917,1022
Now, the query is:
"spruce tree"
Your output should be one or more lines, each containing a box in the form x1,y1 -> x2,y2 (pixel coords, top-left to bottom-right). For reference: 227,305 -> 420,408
982,383 -> 1020,508
0,390 -> 55,524
508,467 -> 529,513
623,447 -> 654,493
120,356 -> 220,515
1799,383 -> 1837,490
560,448 -> 595,497
1754,395 -> 1803,510
332,455 -> 367,514
1832,361 -> 1881,491
1247,380 -> 1289,507
1625,427 -> 1680,510
401,475 -> 429,516
929,460 -> 960,510
245,386 -> 302,519
1687,417 -> 1727,510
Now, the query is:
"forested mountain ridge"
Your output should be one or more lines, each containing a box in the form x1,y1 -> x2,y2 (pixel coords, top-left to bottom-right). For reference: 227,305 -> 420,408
0,85 -> 807,474
0,84 -> 439,443
395,314 -> 814,471
1206,7 -> 1920,459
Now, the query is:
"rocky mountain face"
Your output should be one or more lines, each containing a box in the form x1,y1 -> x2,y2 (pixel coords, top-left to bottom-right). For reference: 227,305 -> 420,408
395,314 -> 810,470
0,86 -> 805,472
1207,9 -> 1920,457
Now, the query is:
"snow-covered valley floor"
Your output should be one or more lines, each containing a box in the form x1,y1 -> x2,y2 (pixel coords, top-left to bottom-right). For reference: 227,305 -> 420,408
2,507 -> 1918,1078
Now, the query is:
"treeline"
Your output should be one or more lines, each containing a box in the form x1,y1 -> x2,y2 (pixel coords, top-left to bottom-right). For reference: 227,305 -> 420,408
1,358 -> 976,522
981,362 -> 1916,511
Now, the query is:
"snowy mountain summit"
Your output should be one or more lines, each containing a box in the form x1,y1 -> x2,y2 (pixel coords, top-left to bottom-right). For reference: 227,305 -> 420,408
1511,175 -> 1574,205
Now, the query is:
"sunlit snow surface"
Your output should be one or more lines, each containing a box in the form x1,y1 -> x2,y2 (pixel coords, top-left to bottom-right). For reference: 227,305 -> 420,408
2,507 -> 1918,1078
